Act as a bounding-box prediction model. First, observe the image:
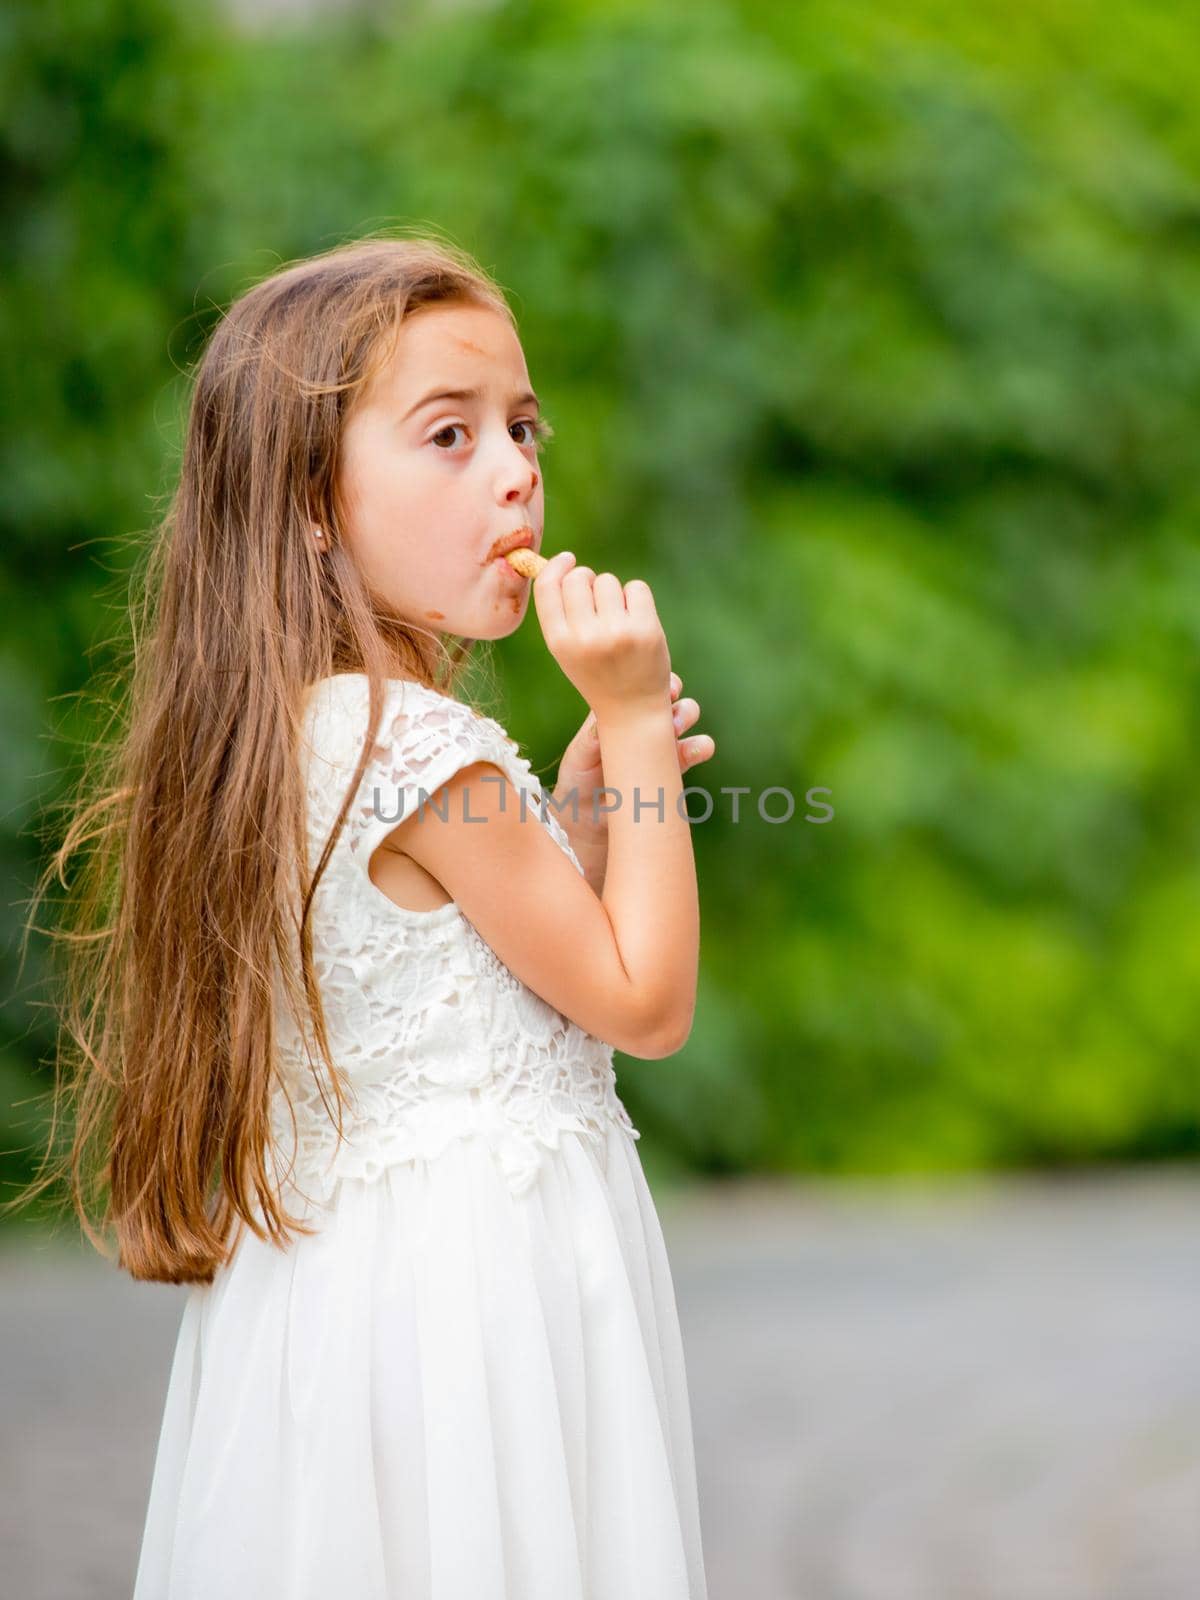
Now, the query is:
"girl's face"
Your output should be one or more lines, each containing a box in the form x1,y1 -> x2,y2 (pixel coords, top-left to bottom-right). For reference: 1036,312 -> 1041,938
335,302 -> 546,638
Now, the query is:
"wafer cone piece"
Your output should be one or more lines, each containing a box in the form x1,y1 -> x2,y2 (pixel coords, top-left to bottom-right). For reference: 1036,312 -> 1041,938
504,546 -> 549,578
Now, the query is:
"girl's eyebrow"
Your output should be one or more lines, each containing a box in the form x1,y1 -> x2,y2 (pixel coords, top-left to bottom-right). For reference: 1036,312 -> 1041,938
402,385 -> 540,421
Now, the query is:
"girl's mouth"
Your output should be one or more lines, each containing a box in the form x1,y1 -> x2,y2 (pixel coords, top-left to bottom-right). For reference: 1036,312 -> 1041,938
486,526 -> 538,564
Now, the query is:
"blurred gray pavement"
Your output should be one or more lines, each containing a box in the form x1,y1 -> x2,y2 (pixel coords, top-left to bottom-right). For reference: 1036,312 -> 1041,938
3,1164 -> 1198,1598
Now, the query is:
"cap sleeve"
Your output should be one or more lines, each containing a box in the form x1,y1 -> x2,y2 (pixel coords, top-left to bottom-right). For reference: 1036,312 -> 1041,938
335,678 -> 536,878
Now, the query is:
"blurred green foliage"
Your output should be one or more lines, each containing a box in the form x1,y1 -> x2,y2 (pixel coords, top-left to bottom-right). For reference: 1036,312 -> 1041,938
3,0 -> 1199,1211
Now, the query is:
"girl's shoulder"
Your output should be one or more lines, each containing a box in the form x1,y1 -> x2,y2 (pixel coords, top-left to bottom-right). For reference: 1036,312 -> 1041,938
298,675 -> 577,882
301,672 -> 531,788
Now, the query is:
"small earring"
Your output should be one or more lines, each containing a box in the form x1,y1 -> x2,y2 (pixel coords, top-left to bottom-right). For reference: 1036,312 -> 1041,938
311,525 -> 324,543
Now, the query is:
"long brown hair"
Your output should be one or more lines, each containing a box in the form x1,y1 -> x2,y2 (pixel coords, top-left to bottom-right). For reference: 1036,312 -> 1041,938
7,230 -> 521,1283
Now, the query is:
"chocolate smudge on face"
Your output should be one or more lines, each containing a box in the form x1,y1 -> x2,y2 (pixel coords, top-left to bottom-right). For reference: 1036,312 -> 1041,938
425,610 -> 446,621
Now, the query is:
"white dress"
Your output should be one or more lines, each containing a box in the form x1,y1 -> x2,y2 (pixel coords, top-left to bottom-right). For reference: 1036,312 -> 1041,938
133,673 -> 709,1600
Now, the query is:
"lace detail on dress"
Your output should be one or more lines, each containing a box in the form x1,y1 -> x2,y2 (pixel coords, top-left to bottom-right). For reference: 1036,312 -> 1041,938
269,675 -> 638,1209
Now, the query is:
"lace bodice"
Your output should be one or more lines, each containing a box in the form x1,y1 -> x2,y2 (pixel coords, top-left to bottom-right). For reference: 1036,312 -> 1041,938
267,673 -> 639,1209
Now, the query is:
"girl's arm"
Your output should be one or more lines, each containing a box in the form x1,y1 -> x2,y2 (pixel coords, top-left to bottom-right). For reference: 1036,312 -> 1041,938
384,748 -> 696,1057
592,698 -> 698,1044
552,672 -> 715,901
387,553 -> 699,1056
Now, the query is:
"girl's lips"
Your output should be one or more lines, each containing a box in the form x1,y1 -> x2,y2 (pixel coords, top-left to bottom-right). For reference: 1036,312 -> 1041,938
492,554 -> 530,583
486,527 -> 538,563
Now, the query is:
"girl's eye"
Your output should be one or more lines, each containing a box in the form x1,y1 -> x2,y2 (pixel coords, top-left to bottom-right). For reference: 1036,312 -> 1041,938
513,417 -> 556,449
430,423 -> 467,449
429,417 -> 555,451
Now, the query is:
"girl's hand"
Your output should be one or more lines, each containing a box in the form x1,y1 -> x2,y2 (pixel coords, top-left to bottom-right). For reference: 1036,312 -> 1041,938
532,552 -> 672,718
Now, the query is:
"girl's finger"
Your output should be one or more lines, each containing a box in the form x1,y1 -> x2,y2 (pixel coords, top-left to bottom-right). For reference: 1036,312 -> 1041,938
532,550 -> 576,641
621,577 -> 660,625
592,572 -> 626,619
671,695 -> 699,727
670,672 -> 682,700
560,564 -> 598,628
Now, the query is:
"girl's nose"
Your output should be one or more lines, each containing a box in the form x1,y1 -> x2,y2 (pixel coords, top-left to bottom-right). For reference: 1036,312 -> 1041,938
506,466 -> 538,500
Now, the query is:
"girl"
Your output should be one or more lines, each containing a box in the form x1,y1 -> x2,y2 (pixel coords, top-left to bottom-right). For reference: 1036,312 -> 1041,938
19,233 -> 716,1598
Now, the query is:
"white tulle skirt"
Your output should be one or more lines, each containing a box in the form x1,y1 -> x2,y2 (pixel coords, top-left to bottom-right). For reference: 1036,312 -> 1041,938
133,1124 -> 708,1599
